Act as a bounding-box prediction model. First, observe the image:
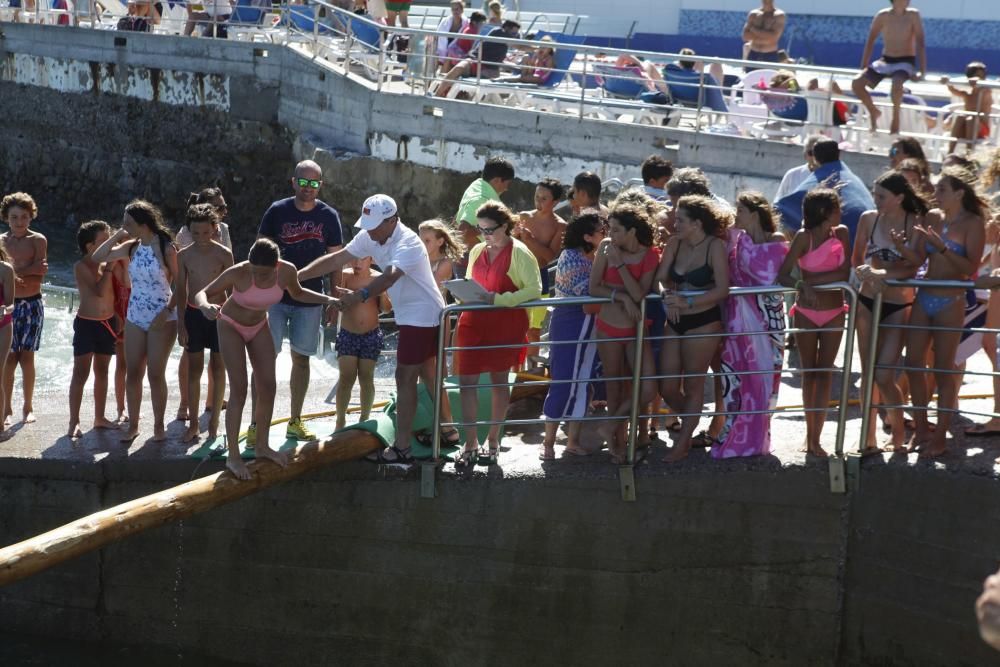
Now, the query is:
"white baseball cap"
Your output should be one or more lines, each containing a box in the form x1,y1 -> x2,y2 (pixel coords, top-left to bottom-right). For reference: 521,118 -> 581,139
355,194 -> 398,230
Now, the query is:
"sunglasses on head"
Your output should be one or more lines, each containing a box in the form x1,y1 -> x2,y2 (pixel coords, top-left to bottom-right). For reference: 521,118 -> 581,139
889,147 -> 899,157
296,177 -> 321,189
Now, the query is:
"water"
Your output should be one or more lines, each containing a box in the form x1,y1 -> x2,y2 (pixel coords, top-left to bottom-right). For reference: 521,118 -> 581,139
37,287 -> 399,393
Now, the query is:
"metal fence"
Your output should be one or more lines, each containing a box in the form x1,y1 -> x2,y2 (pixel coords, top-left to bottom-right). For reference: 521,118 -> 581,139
422,283 -> 859,501
8,2 -> 999,159
856,279 -> 1000,470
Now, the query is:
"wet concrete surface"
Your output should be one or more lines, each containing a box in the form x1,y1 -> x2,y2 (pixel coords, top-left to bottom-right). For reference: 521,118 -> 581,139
3,340 -> 999,482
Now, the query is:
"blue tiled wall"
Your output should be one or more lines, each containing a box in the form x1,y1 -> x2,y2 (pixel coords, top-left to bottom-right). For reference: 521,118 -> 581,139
670,9 -> 1000,74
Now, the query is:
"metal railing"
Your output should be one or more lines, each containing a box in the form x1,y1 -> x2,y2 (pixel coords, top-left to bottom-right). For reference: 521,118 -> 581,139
9,2 -> 997,158
422,283 -> 858,500
857,279 -> 1000,462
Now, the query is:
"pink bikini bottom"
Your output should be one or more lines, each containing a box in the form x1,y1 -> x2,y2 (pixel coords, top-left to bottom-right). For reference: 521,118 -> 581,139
790,303 -> 848,328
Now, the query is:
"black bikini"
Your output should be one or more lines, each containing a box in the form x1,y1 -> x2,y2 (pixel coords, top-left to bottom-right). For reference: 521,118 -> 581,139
667,239 -> 723,335
860,213 -> 912,322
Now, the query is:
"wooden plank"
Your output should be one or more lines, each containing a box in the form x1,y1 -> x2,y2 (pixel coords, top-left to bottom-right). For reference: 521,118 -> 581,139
0,430 -> 382,588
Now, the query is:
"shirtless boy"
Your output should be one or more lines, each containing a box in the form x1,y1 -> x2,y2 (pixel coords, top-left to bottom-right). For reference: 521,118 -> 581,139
942,62 -> 994,154
0,192 -> 48,425
69,221 -> 119,439
852,0 -> 927,135
515,178 -> 567,343
334,256 -> 390,431
742,1 -> 786,68
175,204 -> 233,442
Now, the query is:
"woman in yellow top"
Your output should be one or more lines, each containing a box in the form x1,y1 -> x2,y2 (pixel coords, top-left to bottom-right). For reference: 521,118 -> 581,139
454,202 -> 542,466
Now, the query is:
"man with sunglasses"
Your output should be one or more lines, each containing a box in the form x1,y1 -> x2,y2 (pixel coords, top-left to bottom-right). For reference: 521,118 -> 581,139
257,160 -> 343,444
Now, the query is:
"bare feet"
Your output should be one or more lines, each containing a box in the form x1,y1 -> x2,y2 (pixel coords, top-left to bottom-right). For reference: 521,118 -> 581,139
68,423 -> 83,440
869,108 -> 881,132
116,412 -> 129,424
3,410 -> 11,428
908,429 -> 931,453
94,417 -> 117,430
807,445 -> 828,459
662,443 -> 691,463
226,455 -> 252,480
597,419 -> 616,447
182,424 -> 200,443
207,428 -> 218,439
918,433 -> 948,460
255,447 -> 289,468
564,443 -> 594,457
175,409 -> 188,422
539,441 -> 555,461
22,410 -> 35,424
120,428 -> 139,443
152,424 -> 167,442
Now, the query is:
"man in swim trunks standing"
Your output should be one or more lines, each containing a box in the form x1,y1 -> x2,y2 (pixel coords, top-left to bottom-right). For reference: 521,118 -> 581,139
0,192 -> 47,426
851,0 -> 927,135
742,0 -> 786,70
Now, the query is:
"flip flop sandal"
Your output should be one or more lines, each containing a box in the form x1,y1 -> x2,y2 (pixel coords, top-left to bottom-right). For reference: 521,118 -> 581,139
454,448 -> 476,467
415,429 -> 461,447
368,445 -> 416,464
690,431 -> 717,448
965,424 -> 1000,437
478,445 -> 499,466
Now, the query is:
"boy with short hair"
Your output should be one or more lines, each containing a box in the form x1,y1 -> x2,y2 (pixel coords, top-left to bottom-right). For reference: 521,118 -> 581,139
335,256 -> 390,431
0,192 -> 48,425
69,221 -> 119,439
942,62 -> 995,154
175,204 -> 234,442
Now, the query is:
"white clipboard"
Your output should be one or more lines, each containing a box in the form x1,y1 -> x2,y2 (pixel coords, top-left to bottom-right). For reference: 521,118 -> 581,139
443,278 -> 491,304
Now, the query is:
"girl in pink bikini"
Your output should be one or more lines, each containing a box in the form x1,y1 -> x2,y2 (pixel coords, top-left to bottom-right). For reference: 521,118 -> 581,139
194,239 -> 337,481
778,188 -> 851,457
588,204 -> 659,463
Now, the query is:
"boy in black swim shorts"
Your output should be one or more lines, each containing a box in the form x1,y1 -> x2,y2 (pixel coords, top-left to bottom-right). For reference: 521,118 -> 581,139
69,221 -> 119,439
175,204 -> 234,442
334,256 -> 390,430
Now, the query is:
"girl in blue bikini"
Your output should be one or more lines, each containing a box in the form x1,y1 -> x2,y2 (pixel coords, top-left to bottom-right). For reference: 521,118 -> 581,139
906,167 -> 987,458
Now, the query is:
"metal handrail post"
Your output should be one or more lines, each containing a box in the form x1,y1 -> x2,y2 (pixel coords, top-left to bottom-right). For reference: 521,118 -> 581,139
848,289 -> 883,490
423,304 -> 451,499
376,25 -> 386,92
474,36 -> 483,102
694,68 -> 704,136
830,286 -> 856,493
620,296 -> 645,502
578,52 -> 588,120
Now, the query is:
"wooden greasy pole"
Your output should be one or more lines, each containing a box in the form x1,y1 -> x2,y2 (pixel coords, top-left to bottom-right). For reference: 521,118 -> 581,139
0,430 -> 382,588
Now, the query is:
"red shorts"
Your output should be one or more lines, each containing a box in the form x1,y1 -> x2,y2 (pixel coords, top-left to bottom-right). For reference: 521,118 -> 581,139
397,324 -> 439,366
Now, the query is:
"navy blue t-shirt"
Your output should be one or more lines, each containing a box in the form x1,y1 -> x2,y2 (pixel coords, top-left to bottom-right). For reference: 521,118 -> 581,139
258,197 -> 343,306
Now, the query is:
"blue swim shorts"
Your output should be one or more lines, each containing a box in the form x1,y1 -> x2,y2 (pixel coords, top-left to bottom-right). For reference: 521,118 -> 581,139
12,294 -> 44,353
335,327 -> 384,361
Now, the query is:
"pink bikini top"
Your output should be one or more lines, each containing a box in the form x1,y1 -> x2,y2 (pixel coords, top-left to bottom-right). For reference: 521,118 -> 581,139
230,272 -> 283,311
798,233 -> 844,273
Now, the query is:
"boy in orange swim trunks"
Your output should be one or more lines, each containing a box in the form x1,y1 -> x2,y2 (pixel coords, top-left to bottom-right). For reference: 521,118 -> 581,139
942,62 -> 994,154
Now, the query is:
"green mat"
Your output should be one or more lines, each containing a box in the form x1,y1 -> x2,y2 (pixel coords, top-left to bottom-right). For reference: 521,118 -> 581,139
189,373 -> 512,462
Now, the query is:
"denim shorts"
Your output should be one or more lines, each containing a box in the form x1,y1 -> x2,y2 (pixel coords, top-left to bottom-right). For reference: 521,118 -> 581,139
268,303 -> 322,356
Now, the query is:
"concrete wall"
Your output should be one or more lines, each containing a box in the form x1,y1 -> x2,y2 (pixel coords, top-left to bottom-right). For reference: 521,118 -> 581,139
2,458 -> 999,666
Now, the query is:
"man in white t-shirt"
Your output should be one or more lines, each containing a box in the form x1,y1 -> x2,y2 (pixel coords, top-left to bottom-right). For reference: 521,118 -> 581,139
774,134 -> 823,202
299,194 -> 457,463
